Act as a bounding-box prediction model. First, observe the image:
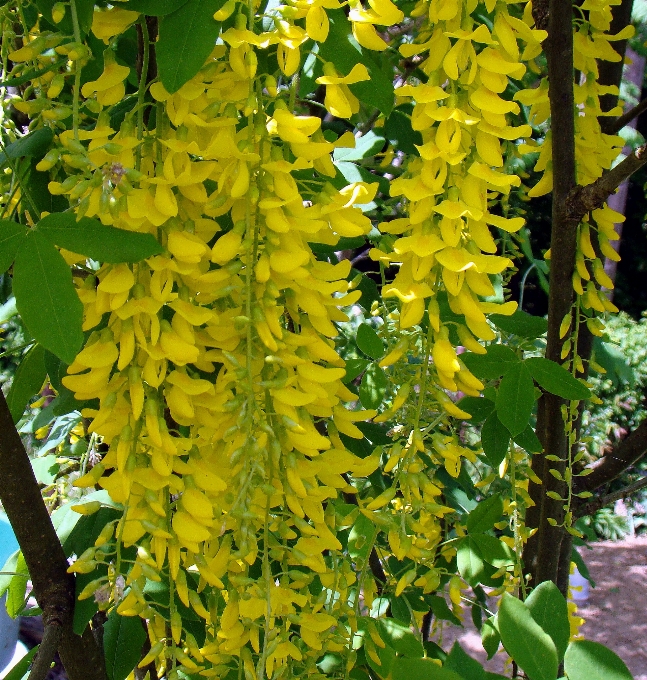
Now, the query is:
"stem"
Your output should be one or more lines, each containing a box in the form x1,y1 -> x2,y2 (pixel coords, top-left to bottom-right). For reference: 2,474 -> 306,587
28,624 -> 62,680
135,17 -> 150,172
69,0 -> 82,140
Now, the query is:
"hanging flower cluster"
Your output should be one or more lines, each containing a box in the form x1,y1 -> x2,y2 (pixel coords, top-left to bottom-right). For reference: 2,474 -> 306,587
0,0 -> 631,677
356,0 -> 544,577
28,2 -> 407,677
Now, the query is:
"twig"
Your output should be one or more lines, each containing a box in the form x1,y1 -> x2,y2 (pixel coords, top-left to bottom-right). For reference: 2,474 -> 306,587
575,476 -> 647,519
28,624 -> 62,680
566,144 -> 647,222
608,97 -> 647,135
574,418 -> 647,494
356,108 -> 380,137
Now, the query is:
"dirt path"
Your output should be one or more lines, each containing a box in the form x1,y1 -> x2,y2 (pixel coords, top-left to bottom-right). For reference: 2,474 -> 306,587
576,536 -> 647,680
431,536 -> 647,678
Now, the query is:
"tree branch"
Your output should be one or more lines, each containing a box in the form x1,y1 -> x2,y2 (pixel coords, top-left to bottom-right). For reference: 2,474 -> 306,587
608,97 -> 647,135
524,0 -> 577,589
566,144 -> 647,222
28,624 -> 62,680
574,475 -> 647,519
0,389 -> 106,680
574,418 -> 647,494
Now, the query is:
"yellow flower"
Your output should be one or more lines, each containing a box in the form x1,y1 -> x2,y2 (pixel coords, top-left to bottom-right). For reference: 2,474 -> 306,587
91,7 -> 139,43
316,63 -> 370,118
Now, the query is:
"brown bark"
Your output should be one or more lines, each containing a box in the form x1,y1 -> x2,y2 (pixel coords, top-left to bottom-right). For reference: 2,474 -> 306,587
524,0 -> 577,590
0,389 -> 106,680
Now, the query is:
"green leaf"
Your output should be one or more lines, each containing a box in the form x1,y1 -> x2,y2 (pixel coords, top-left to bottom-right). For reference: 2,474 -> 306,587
6,344 -> 46,423
462,345 -> 520,380
466,495 -> 504,534
366,639 -> 396,678
481,413 -> 510,467
334,131 -> 386,162
428,595 -> 462,627
471,535 -> 515,568
481,616 -> 500,660
393,658 -> 464,680
37,213 -> 163,263
13,231 -> 84,364
525,357 -> 591,400
2,646 -> 39,680
74,569 -> 102,635
564,640 -> 633,680
7,551 -> 28,618
120,0 -> 189,14
513,425 -> 543,453
457,537 -> 485,587
319,11 -> 394,115
571,547 -> 595,587
0,221 -> 27,273
0,128 -> 54,165
31,454 -> 60,485
104,609 -> 148,680
348,513 -> 376,561
499,593 -> 558,680
456,396 -> 495,423
445,642 -> 486,680
490,310 -> 548,338
378,618 -> 424,658
384,105 -> 422,155
356,323 -> 385,359
496,362 -> 536,437
344,357 -> 369,383
525,581 -> 570,661
0,550 -> 20,598
52,490 -> 117,554
359,363 -> 387,409
157,0 -> 227,93
67,507 -> 121,561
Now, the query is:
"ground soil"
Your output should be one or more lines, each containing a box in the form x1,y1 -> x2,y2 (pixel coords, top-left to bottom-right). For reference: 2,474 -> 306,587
431,535 -> 647,678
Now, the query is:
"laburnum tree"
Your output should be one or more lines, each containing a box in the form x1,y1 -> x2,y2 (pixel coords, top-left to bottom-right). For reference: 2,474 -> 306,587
0,0 -> 646,679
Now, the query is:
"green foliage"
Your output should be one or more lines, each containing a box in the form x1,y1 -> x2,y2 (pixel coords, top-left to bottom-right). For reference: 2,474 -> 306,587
37,213 -> 163,262
13,231 -> 83,364
157,0 -> 228,93
104,609 -> 148,680
564,641 -> 633,680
